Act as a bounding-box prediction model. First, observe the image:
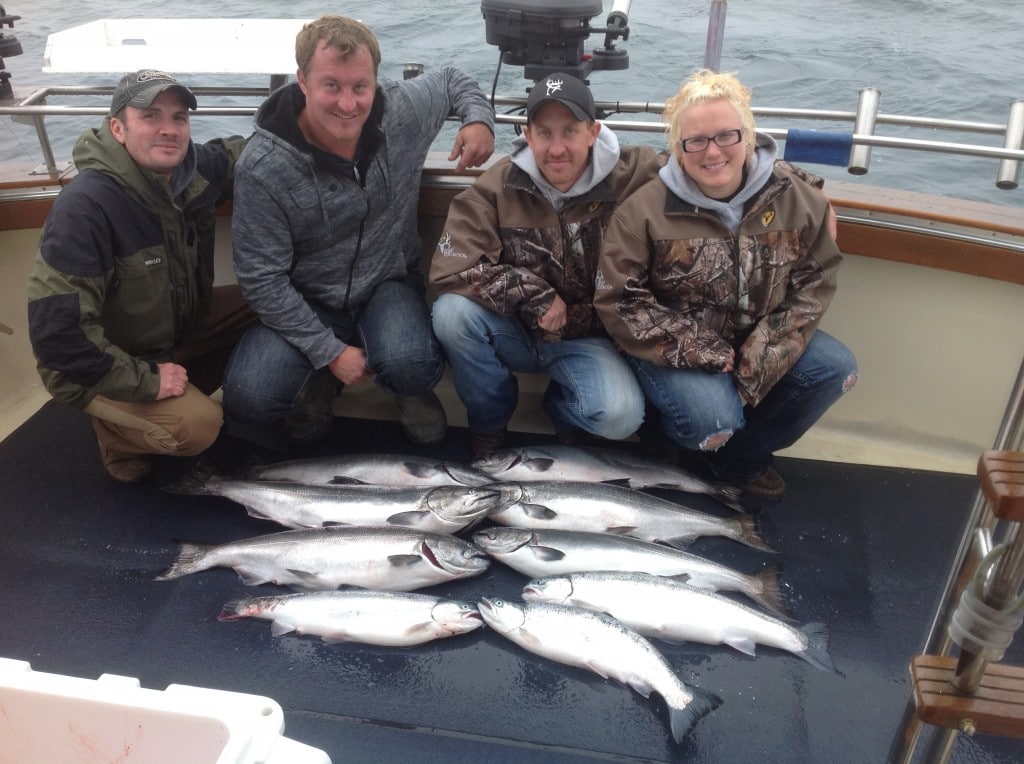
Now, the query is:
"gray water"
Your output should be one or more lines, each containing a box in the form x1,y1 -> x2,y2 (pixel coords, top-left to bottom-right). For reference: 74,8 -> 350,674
2,0 -> 1022,206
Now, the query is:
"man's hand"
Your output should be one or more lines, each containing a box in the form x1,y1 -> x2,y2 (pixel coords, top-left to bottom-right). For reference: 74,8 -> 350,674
328,345 -> 373,386
537,295 -> 568,333
449,123 -> 495,172
156,362 -> 189,400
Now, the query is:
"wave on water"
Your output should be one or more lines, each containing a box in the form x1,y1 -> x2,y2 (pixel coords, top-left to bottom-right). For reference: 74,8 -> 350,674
2,0 -> 1021,206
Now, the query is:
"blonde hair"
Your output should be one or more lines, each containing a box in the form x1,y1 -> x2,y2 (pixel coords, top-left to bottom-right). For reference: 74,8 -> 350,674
663,69 -> 757,161
296,16 -> 381,76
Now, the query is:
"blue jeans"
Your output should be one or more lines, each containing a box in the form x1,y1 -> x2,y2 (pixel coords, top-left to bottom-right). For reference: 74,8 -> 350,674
223,277 -> 443,450
630,330 -> 857,480
431,293 -> 644,439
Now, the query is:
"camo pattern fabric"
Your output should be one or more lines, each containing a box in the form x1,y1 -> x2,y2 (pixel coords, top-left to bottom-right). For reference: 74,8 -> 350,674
595,165 -> 841,407
430,146 -> 663,342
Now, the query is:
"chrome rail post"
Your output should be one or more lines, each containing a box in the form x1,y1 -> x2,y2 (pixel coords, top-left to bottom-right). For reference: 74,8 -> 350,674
703,1 -> 727,72
890,354 -> 1024,763
849,87 -> 879,175
997,99 -> 1024,190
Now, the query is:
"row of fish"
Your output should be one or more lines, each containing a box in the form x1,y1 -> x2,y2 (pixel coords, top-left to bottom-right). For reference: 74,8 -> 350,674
155,446 -> 835,743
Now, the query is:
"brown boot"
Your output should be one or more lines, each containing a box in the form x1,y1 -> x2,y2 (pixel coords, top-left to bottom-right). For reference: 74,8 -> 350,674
739,466 -> 786,498
103,455 -> 152,484
471,428 -> 507,461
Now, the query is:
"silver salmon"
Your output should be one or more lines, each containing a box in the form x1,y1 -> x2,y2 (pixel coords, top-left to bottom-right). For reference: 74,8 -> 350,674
219,590 -> 483,646
155,526 -> 490,591
472,445 -> 743,511
478,597 -> 721,742
487,480 -> 773,551
522,571 -> 836,673
472,527 -> 789,618
247,453 -> 493,487
166,469 -> 500,534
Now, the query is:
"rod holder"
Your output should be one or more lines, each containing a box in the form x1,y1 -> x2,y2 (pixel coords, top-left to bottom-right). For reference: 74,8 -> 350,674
848,87 -> 879,176
996,99 -> 1024,190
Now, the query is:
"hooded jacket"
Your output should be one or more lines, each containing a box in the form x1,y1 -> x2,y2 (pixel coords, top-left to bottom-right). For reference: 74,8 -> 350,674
594,134 -> 840,407
429,125 -> 663,340
231,70 -> 495,370
26,121 -> 244,409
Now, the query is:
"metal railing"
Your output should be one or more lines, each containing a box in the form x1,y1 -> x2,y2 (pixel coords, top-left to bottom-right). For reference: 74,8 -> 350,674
2,84 -> 1023,188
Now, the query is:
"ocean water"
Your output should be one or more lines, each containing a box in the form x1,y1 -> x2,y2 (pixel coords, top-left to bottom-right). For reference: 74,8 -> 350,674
2,0 -> 1022,206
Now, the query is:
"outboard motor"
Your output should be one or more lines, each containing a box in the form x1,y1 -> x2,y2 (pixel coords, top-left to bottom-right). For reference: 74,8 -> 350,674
481,0 -> 630,82
0,5 -> 22,100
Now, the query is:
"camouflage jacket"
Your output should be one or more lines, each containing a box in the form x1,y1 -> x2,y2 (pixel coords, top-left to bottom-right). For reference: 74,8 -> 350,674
429,144 -> 663,341
594,162 -> 840,407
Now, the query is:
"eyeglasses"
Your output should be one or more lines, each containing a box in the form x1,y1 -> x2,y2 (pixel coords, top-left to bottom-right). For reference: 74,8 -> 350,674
678,128 -> 744,153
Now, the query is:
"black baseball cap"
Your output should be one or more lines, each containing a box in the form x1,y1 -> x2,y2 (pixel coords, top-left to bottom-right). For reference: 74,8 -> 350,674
110,70 -> 198,116
526,72 -> 596,122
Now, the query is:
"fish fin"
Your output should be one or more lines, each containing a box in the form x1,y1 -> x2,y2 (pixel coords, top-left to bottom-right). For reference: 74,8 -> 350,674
622,674 -> 654,698
320,630 -> 356,644
666,573 -> 692,584
327,476 -> 369,485
386,510 -> 430,527
797,622 -> 841,674
243,506 -> 274,521
606,526 -> 639,537
659,535 -> 695,550
153,542 -> 215,580
403,462 -> 444,478
736,514 -> 777,553
270,620 -> 299,638
521,503 -> 558,520
520,457 -> 555,474
722,636 -> 758,657
600,478 -> 632,488
388,554 -> 426,568
237,568 -> 276,587
667,686 -> 723,743
283,569 -> 323,590
751,563 -> 794,620
584,660 -> 615,683
529,545 -> 566,562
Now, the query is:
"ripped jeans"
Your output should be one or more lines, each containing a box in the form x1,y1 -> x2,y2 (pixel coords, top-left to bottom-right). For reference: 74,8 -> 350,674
628,330 -> 857,480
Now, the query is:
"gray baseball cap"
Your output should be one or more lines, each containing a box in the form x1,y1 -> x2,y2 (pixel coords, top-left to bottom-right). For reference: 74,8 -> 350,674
110,70 -> 197,116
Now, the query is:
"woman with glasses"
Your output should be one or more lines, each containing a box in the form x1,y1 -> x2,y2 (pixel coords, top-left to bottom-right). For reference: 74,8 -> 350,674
594,69 -> 857,500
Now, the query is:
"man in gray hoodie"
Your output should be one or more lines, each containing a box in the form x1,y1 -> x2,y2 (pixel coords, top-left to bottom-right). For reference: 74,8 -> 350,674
429,72 -> 663,460
223,15 -> 494,452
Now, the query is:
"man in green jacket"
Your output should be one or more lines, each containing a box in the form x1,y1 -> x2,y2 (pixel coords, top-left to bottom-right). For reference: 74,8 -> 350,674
27,70 -> 251,483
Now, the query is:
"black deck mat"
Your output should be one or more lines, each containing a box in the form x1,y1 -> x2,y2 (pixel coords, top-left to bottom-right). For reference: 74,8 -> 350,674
1,401 -> 1021,762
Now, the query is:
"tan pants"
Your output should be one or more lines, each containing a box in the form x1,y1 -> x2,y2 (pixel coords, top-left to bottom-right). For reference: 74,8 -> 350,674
85,285 -> 253,468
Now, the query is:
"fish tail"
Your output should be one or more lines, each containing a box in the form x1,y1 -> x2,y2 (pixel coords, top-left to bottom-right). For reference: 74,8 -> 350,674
797,622 -> 840,674
736,514 -> 777,553
153,542 -> 215,580
714,483 -> 745,512
667,685 -> 723,742
162,462 -> 217,496
752,563 -> 794,620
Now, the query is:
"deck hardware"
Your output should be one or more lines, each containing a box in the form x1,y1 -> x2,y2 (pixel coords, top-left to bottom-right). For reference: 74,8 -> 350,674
849,87 -> 879,175
996,99 -> 1023,190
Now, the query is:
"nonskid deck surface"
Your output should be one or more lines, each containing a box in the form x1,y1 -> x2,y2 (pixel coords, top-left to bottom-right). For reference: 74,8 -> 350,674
1,402 -> 1020,762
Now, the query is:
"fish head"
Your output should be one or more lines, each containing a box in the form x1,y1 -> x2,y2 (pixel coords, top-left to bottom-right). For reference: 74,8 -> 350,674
478,597 -> 527,633
521,576 -> 573,604
423,536 -> 491,574
425,486 -> 504,520
471,526 -> 536,554
430,600 -> 484,636
470,449 -> 522,474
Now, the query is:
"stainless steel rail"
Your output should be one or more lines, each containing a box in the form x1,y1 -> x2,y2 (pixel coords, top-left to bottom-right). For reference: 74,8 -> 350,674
2,86 -> 1023,184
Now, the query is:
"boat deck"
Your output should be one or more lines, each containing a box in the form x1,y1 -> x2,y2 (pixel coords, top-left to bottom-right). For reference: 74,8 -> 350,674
1,402 -> 1021,762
